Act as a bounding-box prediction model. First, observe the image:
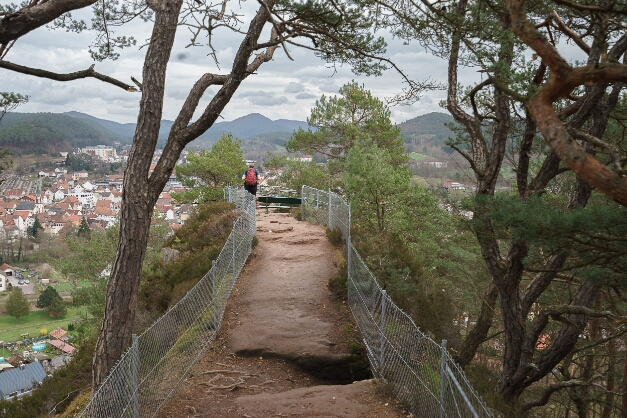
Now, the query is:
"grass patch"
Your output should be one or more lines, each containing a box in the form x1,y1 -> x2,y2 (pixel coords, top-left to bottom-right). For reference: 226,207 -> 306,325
408,152 -> 429,160
411,176 -> 429,187
51,280 -> 76,292
0,307 -> 86,342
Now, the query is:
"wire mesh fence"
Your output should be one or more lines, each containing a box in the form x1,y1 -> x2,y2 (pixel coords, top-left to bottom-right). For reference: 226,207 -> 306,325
78,191 -> 256,418
302,185 -> 495,418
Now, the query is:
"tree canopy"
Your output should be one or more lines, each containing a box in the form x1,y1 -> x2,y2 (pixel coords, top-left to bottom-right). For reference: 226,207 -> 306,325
350,0 -> 627,413
0,92 -> 27,122
47,296 -> 67,318
36,285 -> 61,308
174,134 -> 246,203
6,287 -> 30,322
287,81 -> 407,175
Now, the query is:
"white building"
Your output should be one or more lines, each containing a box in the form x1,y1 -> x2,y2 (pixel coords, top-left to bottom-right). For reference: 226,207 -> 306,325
83,145 -> 118,161
0,273 -> 7,292
54,188 -> 66,201
69,185 -> 94,208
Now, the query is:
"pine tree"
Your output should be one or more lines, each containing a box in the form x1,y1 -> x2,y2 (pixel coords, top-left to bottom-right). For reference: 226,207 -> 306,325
77,216 -> 91,240
28,217 -> 43,238
37,285 -> 61,308
47,296 -> 67,318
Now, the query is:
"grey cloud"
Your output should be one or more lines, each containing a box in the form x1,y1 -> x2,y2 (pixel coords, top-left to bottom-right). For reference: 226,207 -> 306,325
284,82 -> 305,93
106,105 -> 140,116
239,91 -> 288,106
295,92 -> 317,99
319,80 -> 340,93
176,52 -> 189,61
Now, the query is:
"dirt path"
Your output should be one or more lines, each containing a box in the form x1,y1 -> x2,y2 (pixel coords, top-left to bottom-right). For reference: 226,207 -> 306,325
159,209 -> 409,418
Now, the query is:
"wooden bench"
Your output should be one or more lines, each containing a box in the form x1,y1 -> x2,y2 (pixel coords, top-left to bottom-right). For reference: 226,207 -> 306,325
257,196 -> 302,214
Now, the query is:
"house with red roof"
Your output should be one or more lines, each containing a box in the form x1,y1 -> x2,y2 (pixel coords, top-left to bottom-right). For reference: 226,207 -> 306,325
0,263 -> 15,277
3,189 -> 24,200
49,327 -> 67,340
49,340 -> 75,355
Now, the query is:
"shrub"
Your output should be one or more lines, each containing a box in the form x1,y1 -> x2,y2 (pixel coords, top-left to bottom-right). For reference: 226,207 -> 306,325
140,201 -> 238,313
328,251 -> 348,298
325,227 -> 344,247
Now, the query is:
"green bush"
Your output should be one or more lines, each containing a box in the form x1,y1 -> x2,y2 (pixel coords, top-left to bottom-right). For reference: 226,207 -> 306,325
140,201 -> 238,313
348,341 -> 361,356
328,275 -> 347,296
325,227 -> 344,247
327,251 -> 348,298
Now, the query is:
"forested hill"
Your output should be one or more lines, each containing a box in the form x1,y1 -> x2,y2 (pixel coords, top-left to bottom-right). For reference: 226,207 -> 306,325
0,110 -> 454,155
398,112 -> 455,147
0,113 -> 129,155
65,111 -> 309,146
0,111 -> 309,154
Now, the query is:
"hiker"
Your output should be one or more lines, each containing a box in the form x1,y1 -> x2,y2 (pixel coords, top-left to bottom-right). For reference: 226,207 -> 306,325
242,164 -> 259,196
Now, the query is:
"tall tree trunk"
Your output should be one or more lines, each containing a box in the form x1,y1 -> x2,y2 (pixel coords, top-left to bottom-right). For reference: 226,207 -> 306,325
91,0 -> 278,389
92,0 -> 184,389
576,312 -> 599,418
601,337 -> 616,418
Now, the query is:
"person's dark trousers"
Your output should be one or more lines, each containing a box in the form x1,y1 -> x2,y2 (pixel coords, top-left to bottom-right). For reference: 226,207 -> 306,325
244,184 -> 257,196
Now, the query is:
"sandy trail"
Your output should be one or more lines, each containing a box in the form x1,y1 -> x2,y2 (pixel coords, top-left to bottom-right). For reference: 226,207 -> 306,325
159,209 -> 408,418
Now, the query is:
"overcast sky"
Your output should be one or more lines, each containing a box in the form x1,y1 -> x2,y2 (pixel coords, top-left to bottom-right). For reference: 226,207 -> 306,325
0,1 -> 484,125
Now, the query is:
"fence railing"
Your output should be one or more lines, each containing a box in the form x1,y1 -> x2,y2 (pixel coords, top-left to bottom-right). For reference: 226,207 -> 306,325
78,191 -> 256,418
301,185 -> 495,418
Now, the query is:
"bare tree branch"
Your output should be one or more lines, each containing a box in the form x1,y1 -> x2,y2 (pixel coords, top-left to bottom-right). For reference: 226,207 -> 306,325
0,60 -> 137,91
547,10 -> 590,55
523,378 -> 600,410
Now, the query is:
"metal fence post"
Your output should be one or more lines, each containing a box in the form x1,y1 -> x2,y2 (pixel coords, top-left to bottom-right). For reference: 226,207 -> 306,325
380,290 -> 386,376
347,203 -> 351,279
440,339 -> 448,418
301,185 -> 305,221
212,260 -> 217,328
131,334 -> 139,418
328,190 -> 332,228
316,189 -> 319,209
232,225 -> 236,279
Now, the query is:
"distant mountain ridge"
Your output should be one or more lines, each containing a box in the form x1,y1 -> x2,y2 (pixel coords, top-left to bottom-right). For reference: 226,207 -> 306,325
0,110 -> 454,155
64,111 -> 309,143
398,112 -> 455,147
0,112 -> 129,154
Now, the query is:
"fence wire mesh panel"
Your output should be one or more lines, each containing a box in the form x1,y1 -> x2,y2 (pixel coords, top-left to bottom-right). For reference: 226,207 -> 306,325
79,191 -> 256,418
302,186 -> 495,418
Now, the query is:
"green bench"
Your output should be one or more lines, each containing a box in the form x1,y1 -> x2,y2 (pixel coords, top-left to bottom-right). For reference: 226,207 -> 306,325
257,196 -> 302,214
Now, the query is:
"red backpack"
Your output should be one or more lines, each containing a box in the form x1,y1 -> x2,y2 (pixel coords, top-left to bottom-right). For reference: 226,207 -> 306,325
245,168 -> 257,185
